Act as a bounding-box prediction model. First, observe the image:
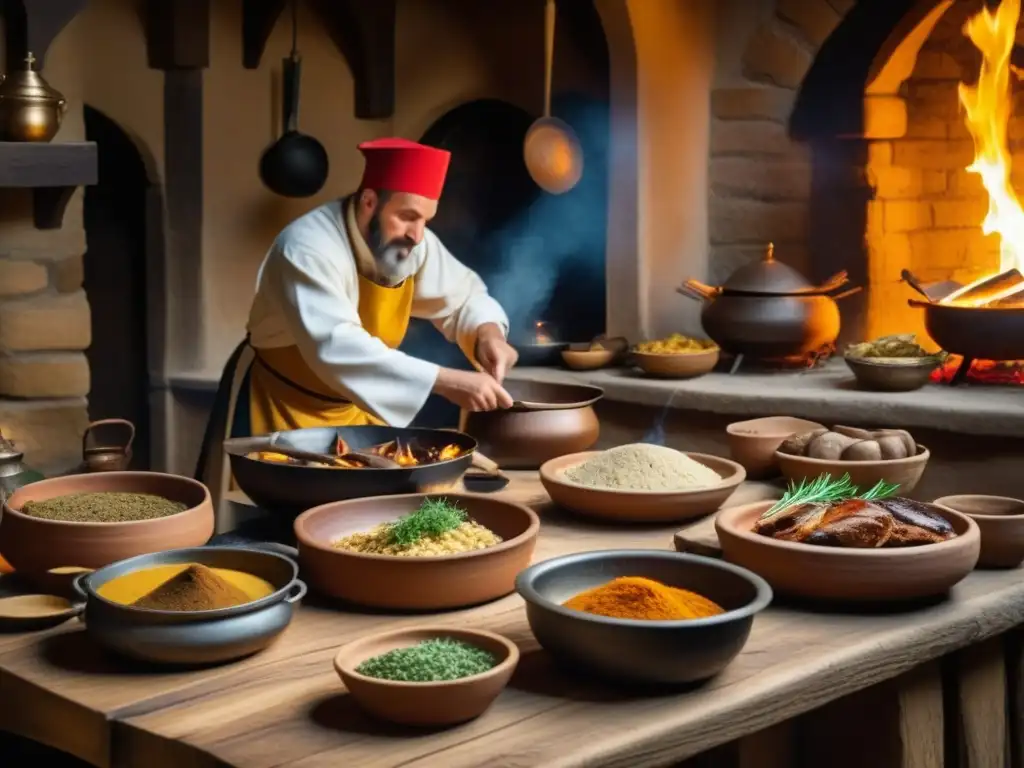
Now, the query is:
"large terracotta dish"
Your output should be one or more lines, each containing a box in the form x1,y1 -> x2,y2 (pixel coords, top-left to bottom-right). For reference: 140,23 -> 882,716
333,626 -> 519,726
774,444 -> 930,494
540,451 -> 746,523
632,349 -> 720,378
1,472 -> 214,574
715,500 -> 980,602
294,493 -> 539,609
933,495 -> 1024,569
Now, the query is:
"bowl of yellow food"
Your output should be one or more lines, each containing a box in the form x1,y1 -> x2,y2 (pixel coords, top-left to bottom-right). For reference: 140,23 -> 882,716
632,334 -> 720,378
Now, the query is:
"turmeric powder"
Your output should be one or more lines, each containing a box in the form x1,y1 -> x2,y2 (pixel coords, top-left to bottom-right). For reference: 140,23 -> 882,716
563,576 -> 724,621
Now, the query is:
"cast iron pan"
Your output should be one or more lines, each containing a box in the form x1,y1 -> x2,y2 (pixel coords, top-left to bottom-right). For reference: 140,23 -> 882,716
226,426 -> 477,514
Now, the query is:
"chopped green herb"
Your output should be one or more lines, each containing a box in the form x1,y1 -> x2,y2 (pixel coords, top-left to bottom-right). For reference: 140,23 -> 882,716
355,638 -> 497,682
387,497 -> 467,547
761,473 -> 900,520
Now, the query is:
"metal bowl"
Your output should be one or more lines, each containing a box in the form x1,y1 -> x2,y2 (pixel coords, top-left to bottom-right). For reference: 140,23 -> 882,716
515,549 -> 772,685
843,355 -> 940,392
72,546 -> 305,665
226,425 -> 477,514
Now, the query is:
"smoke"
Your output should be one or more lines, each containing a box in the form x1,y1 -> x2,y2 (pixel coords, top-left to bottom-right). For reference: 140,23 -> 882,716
641,387 -> 683,446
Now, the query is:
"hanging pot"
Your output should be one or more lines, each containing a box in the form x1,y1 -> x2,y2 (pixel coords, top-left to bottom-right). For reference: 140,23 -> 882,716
677,243 -> 861,359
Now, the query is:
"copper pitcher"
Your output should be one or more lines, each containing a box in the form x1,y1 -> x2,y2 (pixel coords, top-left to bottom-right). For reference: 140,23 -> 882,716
81,419 -> 135,473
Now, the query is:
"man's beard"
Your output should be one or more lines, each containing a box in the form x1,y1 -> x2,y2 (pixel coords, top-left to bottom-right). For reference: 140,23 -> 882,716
367,212 -> 416,287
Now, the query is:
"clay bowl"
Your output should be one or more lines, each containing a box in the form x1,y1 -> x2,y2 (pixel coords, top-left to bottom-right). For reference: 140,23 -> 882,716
333,626 -> 519,726
774,444 -> 930,494
632,348 -> 720,379
0,472 -> 214,575
844,356 -> 940,392
561,347 -> 616,370
725,417 -> 825,480
516,549 -> 771,685
716,500 -> 980,603
460,380 -> 603,469
539,451 -> 745,523
294,493 -> 540,609
933,495 -> 1024,569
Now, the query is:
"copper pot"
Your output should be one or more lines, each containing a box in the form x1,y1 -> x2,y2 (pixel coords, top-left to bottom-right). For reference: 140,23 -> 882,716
460,381 -> 603,469
678,243 -> 860,359
81,419 -> 135,473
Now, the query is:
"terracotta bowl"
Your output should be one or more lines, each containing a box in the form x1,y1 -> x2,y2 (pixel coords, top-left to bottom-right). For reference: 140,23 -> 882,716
333,626 -> 519,726
933,495 -> 1024,569
561,348 -> 616,370
516,549 -> 772,685
716,500 -> 980,603
774,444 -> 930,494
725,417 -> 825,480
294,493 -> 540,609
0,472 -> 214,575
844,356 -> 940,392
632,348 -> 720,379
539,451 -> 746,523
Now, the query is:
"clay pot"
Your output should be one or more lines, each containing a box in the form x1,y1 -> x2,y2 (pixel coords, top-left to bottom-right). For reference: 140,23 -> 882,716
933,495 -> 1024,569
774,444 -> 931,495
0,472 -> 215,574
632,348 -> 720,379
725,416 -> 825,480
333,626 -> 519,725
461,380 -> 603,469
716,500 -> 980,603
294,493 -> 539,610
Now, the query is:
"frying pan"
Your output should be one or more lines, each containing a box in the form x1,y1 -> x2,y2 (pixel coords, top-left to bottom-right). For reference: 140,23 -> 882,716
225,426 -> 478,514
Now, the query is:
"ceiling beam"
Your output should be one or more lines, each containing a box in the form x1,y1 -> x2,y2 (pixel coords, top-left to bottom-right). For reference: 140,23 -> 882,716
241,0 -> 287,69
1,0 -> 87,71
144,0 -> 211,70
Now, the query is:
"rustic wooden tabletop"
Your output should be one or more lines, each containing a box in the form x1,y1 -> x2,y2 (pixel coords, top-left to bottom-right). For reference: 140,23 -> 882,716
0,473 -> 1021,767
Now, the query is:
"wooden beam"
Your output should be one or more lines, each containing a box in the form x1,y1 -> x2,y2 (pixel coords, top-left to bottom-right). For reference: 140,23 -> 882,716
1,0 -> 87,71
241,0 -> 287,69
0,142 -> 97,229
308,0 -> 396,120
144,0 -> 210,70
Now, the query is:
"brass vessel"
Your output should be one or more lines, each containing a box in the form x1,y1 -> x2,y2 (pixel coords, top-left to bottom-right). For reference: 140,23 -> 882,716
0,53 -> 67,142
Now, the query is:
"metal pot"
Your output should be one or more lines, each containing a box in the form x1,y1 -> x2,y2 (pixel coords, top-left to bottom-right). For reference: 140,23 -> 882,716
678,243 -> 860,358
908,299 -> 1024,361
460,380 -> 603,469
81,419 -> 135,473
0,53 -> 67,142
72,546 -> 306,665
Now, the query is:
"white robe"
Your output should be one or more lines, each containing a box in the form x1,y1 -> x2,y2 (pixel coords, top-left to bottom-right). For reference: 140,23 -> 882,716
246,199 -> 510,427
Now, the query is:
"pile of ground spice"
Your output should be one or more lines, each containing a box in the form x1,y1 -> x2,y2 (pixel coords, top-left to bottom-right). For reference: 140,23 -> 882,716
132,564 -> 252,611
563,576 -> 725,621
563,444 -> 722,492
21,492 -> 187,523
355,638 -> 497,682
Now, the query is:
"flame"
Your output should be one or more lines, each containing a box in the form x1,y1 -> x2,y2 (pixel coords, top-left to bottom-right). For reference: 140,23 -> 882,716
534,321 -> 553,344
945,0 -> 1023,305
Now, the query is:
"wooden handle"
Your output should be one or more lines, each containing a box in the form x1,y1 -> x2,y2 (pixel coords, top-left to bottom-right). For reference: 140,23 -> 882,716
543,0 -> 555,117
82,418 -> 135,452
683,279 -> 720,299
471,451 -> 501,476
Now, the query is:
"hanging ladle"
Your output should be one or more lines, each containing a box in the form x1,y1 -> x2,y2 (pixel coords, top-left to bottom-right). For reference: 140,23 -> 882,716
259,0 -> 329,198
523,0 -> 583,195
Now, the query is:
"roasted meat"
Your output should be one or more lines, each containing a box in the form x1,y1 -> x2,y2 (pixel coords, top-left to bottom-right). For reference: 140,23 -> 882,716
753,497 -> 956,549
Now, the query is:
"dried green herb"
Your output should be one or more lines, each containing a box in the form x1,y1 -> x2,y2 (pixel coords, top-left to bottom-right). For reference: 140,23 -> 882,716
760,473 -> 900,520
21,492 -> 186,523
387,498 -> 467,547
356,638 -> 497,682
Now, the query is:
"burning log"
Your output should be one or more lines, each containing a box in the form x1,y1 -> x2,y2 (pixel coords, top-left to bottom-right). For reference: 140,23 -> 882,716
940,268 -> 1024,307
990,285 -> 1024,308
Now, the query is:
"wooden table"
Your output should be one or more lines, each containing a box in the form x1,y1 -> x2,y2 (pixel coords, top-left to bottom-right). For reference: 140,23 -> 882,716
1,473 -> 1022,768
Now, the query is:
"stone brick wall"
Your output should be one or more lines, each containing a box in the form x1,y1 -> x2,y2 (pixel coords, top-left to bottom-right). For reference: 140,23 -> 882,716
0,154 -> 90,471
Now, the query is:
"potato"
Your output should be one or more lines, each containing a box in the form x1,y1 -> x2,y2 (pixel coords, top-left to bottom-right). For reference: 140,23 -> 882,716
875,434 -> 909,460
841,439 -> 883,461
832,425 -> 874,440
875,429 -> 916,456
808,431 -> 858,460
779,428 -> 829,456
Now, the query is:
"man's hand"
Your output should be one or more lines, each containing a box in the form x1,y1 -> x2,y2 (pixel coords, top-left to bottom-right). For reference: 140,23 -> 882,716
433,367 -> 514,412
475,323 -> 519,383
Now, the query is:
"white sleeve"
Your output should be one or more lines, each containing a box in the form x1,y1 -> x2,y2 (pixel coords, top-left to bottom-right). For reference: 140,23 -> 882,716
411,229 -> 511,366
259,243 -> 440,427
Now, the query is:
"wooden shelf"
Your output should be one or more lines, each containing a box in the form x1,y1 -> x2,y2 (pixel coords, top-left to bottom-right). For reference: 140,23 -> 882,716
0,141 -> 98,229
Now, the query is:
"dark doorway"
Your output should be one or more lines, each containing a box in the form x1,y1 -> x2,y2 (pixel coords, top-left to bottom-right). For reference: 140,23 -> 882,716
83,106 -> 151,469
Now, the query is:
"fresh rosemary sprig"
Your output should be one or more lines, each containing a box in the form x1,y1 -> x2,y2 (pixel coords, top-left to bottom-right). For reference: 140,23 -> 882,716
760,473 -> 900,519
387,497 -> 467,547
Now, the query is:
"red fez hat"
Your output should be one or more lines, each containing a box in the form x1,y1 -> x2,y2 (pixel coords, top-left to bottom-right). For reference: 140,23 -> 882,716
358,138 -> 451,201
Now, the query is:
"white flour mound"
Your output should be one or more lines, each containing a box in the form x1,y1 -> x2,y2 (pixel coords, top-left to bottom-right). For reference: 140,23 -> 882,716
563,443 -> 721,492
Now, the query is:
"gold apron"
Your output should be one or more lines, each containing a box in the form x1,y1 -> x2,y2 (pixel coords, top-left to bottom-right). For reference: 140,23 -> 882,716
248,273 -> 416,433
